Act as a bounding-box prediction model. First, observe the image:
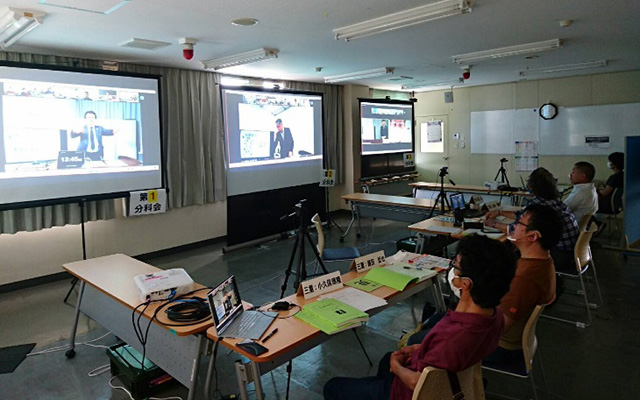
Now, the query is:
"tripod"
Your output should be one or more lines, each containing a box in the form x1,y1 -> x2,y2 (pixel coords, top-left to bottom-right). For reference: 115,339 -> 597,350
280,201 -> 328,298
63,200 -> 88,304
494,158 -> 511,187
428,167 -> 451,218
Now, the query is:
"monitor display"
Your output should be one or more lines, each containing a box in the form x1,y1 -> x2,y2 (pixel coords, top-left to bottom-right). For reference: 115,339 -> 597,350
360,99 -> 414,156
450,193 -> 466,210
221,88 -> 324,196
0,62 -> 163,209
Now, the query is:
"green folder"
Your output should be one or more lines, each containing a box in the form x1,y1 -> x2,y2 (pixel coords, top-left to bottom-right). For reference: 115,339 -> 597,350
364,267 -> 418,291
344,278 -> 383,292
303,298 -> 369,327
295,308 -> 362,335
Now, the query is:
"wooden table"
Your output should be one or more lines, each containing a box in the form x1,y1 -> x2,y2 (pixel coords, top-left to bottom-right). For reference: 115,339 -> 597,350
410,181 -> 532,205
408,216 -> 507,254
340,193 -> 437,240
64,254 -> 212,400
205,268 -> 445,400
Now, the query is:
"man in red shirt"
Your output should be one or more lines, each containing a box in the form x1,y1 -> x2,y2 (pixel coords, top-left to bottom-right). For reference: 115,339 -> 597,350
323,235 -> 516,400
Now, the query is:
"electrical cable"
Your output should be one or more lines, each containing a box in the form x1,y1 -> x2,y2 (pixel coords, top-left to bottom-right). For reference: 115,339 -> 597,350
88,363 -> 111,377
26,331 -> 113,357
108,375 -> 184,400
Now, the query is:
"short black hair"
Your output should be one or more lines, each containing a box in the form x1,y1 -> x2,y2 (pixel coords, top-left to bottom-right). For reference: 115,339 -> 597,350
84,110 -> 97,119
527,167 -> 559,200
522,204 -> 562,250
275,118 -> 282,124
608,152 -> 624,170
574,161 -> 595,182
456,235 -> 516,308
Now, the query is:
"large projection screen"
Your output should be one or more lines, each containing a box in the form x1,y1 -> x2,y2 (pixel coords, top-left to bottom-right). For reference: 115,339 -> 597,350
360,99 -> 414,155
0,63 -> 163,209
221,88 -> 324,196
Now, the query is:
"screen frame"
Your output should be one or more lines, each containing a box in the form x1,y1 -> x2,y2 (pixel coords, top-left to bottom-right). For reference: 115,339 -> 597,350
358,98 -> 415,156
0,60 -> 166,211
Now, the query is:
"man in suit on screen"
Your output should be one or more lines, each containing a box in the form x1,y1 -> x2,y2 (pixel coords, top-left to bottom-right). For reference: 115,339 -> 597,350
71,110 -> 116,161
270,118 -> 294,159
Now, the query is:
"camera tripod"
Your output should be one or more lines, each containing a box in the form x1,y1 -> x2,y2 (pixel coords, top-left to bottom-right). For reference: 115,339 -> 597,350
428,167 -> 452,218
494,158 -> 511,187
280,200 -> 328,298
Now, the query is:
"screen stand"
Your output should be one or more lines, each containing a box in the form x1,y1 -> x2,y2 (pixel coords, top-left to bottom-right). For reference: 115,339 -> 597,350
63,200 -> 88,304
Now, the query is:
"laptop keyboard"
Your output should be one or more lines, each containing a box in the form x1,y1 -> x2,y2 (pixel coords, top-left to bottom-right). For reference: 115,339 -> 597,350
222,311 -> 275,340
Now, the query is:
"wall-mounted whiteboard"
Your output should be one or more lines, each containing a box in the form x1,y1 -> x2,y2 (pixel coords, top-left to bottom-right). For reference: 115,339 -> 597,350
471,103 -> 639,155
539,103 -> 640,155
471,109 -> 538,154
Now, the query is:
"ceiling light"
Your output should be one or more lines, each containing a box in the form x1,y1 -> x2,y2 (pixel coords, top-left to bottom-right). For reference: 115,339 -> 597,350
334,0 -> 471,42
203,48 -> 278,70
402,78 -> 464,90
231,18 -> 259,26
324,67 -> 394,83
0,7 -> 45,48
519,60 -> 607,76
452,39 -> 562,64
220,77 -> 251,87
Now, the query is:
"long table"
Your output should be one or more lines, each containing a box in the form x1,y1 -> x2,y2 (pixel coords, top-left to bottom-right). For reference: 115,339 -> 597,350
64,254 -> 212,400
410,182 -> 532,205
340,193 -> 437,240
408,216 -> 507,254
205,268 -> 446,400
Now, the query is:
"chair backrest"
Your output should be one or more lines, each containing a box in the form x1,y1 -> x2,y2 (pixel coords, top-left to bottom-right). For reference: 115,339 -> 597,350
521,304 -> 547,374
311,213 -> 325,256
577,213 -> 594,232
412,362 -> 484,400
573,222 -> 597,272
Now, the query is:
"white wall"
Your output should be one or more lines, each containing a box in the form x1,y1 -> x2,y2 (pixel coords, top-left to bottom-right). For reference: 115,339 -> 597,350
0,201 -> 226,285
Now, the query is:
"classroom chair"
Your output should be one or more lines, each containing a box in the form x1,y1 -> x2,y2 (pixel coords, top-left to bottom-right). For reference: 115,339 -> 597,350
482,304 -> 549,400
577,213 -> 594,232
412,362 -> 484,400
311,213 -> 360,262
600,187 -> 624,240
544,223 -> 603,328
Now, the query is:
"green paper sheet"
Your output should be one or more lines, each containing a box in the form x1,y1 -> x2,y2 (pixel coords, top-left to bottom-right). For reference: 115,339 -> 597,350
364,267 -> 418,291
303,298 -> 369,327
344,278 -> 383,292
295,308 -> 361,335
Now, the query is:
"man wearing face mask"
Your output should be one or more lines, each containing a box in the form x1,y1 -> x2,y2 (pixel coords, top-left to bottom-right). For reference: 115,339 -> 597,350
484,204 -> 561,365
324,235 -> 515,400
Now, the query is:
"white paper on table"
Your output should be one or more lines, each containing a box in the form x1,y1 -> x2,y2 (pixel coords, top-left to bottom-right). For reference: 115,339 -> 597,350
384,250 -> 423,266
320,287 -> 388,312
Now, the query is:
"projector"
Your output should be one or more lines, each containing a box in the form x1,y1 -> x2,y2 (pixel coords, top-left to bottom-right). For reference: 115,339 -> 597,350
134,268 -> 194,302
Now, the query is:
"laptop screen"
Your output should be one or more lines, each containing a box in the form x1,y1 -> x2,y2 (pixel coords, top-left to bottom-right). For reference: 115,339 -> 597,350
450,192 -> 465,211
207,276 -> 243,330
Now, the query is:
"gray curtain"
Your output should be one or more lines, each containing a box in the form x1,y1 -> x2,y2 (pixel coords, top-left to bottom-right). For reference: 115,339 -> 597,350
0,52 -> 343,233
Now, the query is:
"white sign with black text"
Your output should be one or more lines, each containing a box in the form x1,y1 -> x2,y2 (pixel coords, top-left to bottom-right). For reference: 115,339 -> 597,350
299,271 -> 344,300
352,250 -> 386,273
127,189 -> 167,217
320,169 -> 336,187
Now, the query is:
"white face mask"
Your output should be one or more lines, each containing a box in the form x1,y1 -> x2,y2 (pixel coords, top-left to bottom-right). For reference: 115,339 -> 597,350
607,161 -> 613,169
447,267 -> 461,298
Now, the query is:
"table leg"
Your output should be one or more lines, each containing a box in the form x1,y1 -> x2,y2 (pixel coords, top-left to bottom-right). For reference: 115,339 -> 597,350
355,204 -> 362,237
186,334 -> 204,400
250,361 -> 264,400
235,361 -> 250,400
341,203 -> 357,239
204,342 -> 215,397
416,233 -> 425,254
66,280 -> 86,358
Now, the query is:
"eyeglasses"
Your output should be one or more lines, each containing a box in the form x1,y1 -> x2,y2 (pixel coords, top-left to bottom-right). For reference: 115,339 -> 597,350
448,258 -> 462,273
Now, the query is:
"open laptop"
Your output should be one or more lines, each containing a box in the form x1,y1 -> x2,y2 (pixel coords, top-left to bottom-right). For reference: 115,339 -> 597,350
206,275 -> 276,340
449,192 -> 484,218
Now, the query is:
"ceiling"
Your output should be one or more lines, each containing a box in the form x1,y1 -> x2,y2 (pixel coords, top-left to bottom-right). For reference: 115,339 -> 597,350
5,0 -> 640,91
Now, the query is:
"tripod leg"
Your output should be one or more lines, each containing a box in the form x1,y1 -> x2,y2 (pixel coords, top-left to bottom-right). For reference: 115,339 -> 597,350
280,234 -> 300,298
63,277 -> 79,304
428,192 -> 443,218
295,231 -> 307,289
304,230 -> 328,274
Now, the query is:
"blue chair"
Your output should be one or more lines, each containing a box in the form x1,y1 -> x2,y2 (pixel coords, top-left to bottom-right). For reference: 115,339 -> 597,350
311,213 -> 360,262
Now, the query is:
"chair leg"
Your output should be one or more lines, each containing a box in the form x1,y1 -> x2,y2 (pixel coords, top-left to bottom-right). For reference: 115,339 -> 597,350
589,261 -> 604,308
578,274 -> 592,328
535,349 -> 549,400
529,370 -> 539,400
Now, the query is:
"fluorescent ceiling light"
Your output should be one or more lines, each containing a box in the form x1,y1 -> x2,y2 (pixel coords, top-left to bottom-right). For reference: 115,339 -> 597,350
519,60 -> 608,76
334,0 -> 471,41
119,38 -> 171,50
0,7 -> 45,48
324,67 -> 394,83
402,79 -> 464,90
220,77 -> 251,86
203,48 -> 278,70
452,39 -> 562,64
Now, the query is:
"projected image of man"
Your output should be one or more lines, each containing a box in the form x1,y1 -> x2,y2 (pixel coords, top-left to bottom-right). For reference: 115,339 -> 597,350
71,111 -> 116,161
271,118 -> 294,159
380,119 -> 389,139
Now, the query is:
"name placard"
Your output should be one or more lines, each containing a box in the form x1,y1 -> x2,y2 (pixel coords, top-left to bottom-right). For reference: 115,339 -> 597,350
403,153 -> 415,167
298,271 -> 343,300
127,189 -> 167,217
320,169 -> 336,187
351,250 -> 386,273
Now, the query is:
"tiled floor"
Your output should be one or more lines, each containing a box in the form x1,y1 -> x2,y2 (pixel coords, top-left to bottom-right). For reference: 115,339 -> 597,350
1,211 -> 639,399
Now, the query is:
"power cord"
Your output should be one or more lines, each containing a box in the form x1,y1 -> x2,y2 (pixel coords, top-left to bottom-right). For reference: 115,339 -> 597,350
108,375 -> 183,400
26,331 -> 112,357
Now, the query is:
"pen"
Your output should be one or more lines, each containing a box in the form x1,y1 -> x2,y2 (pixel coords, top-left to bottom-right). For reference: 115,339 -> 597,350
403,266 -> 423,270
262,328 -> 278,343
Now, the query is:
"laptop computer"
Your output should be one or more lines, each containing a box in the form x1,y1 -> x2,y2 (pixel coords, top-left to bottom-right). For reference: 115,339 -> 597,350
449,192 -> 484,218
206,275 -> 276,340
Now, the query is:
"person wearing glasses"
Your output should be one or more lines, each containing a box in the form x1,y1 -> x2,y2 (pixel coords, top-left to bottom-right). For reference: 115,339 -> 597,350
323,235 -> 515,400
485,167 -> 579,269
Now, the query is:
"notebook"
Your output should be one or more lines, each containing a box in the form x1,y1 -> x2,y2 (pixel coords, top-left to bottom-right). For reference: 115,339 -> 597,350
206,275 -> 276,340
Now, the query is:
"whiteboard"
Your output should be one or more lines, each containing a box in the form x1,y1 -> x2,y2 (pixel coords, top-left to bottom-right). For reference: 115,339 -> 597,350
471,110 -> 514,154
539,103 -> 640,155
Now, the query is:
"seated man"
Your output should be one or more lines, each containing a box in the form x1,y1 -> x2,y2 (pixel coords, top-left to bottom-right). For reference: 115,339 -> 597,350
564,162 -> 598,225
485,204 -> 560,364
323,235 -> 516,400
